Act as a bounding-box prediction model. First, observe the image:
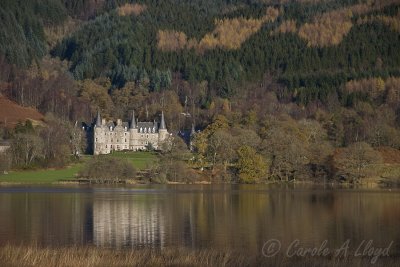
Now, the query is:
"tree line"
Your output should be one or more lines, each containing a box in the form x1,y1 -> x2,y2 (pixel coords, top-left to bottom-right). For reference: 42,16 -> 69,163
0,115 -> 86,172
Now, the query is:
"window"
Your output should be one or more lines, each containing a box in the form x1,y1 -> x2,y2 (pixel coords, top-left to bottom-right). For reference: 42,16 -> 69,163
146,135 -> 149,138
125,139 -> 127,142
111,139 -> 113,142
124,133 -> 127,136
95,138 -> 98,142
117,139 -> 119,143
106,145 -> 107,148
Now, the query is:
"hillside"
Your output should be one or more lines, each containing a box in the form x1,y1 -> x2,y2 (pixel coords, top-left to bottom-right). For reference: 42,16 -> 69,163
0,0 -> 400,182
28,0 -> 395,111
0,96 -> 44,128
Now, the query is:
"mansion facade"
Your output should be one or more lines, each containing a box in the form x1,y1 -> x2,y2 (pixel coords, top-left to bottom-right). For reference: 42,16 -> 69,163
93,111 -> 169,155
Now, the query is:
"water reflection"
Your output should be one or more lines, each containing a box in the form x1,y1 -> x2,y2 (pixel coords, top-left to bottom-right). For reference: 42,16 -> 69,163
0,185 -> 399,254
93,197 -> 165,248
0,190 -> 93,246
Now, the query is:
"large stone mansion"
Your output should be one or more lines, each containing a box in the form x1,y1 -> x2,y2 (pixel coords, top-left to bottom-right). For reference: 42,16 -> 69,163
93,111 -> 169,155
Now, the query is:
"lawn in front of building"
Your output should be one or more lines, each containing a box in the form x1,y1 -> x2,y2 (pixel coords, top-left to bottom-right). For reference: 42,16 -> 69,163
0,151 -> 158,184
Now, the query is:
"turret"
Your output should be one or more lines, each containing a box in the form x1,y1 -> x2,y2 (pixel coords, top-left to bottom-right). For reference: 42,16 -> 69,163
153,119 -> 158,132
94,110 -> 103,155
158,111 -> 168,144
129,110 -> 138,150
160,111 -> 166,130
130,110 -> 136,129
96,110 -> 102,127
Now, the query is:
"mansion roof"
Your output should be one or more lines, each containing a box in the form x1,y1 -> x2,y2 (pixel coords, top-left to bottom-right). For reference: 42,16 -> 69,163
94,110 -> 166,132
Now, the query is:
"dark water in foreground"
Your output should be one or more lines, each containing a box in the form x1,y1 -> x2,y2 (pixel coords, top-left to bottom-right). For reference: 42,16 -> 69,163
0,184 -> 399,255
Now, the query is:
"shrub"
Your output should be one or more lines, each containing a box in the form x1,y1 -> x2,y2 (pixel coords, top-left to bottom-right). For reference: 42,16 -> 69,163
78,157 -> 136,182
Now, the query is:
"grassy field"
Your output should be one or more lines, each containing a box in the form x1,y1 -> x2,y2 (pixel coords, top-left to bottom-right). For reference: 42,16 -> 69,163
0,244 -> 398,267
0,152 -> 158,184
108,151 -> 158,169
0,164 -> 83,184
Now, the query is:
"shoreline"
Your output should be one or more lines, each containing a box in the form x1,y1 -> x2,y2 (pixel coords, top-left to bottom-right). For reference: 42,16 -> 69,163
1,178 -> 399,188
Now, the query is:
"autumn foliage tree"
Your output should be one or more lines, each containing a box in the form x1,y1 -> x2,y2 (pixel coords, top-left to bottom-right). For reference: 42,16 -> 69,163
332,142 -> 383,182
236,145 -> 269,183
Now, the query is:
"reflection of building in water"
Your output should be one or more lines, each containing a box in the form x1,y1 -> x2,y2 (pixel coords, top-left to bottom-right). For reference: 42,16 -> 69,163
93,199 -> 165,248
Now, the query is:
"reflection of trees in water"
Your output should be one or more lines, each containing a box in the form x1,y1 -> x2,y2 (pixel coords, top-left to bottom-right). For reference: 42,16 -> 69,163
0,192 -> 93,246
0,187 -> 400,252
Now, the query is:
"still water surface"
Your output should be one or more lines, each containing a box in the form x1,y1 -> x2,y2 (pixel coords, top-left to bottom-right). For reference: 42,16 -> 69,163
0,184 -> 399,254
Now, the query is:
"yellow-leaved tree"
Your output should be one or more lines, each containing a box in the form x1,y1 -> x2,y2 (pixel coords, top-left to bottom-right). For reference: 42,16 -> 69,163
237,145 -> 269,183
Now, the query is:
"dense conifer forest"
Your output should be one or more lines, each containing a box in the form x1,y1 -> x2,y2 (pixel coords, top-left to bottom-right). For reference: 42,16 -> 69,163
1,0 -> 400,183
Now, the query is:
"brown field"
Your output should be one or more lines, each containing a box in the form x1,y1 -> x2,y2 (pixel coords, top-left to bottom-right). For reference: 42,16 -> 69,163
377,147 -> 400,164
157,7 -> 279,52
0,244 -> 398,267
273,0 -> 399,47
117,3 -> 147,17
0,96 -> 44,128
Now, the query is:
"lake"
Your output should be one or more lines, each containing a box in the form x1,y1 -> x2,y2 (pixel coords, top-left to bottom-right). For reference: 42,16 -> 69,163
0,184 -> 399,256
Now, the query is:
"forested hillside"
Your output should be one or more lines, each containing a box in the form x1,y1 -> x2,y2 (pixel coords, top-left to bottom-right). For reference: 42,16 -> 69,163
51,0 -> 400,99
1,0 -> 400,183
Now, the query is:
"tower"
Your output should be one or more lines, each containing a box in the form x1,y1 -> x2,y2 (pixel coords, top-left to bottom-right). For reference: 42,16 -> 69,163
129,110 -> 138,150
94,110 -> 104,155
96,110 -> 101,127
158,111 -> 169,143
130,110 -> 136,129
